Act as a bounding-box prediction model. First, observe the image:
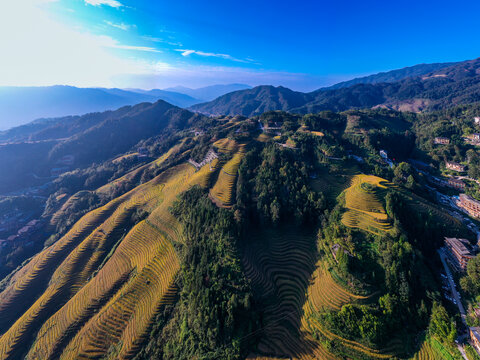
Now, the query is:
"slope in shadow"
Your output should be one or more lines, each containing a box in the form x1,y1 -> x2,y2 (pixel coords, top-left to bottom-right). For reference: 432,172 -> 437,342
242,226 -> 327,359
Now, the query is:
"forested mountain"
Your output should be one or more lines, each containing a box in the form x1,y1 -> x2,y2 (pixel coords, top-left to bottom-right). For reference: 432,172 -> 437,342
0,86 -> 201,131
0,100 -> 204,193
323,61 -> 457,90
190,57 -> 480,116
0,99 -> 477,359
190,85 -> 311,116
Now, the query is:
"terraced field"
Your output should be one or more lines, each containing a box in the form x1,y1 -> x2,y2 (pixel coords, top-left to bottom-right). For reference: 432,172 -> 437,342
112,153 -> 139,163
242,228 -> 337,360
306,262 -> 369,311
188,158 -> 221,188
294,255 -> 403,360
50,190 -> 93,226
410,339 -> 444,360
242,225 -> 398,359
209,146 -> 246,207
213,137 -> 239,153
0,161 -> 198,360
256,133 -> 271,142
96,140 -> 185,197
398,188 -> 464,231
341,174 -> 394,235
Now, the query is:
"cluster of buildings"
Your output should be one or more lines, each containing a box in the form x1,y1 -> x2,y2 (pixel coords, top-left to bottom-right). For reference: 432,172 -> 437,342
443,237 -> 480,355
434,137 -> 450,145
445,161 -> 466,172
457,194 -> 480,219
188,149 -> 219,170
379,150 -> 394,168
470,328 -> 480,353
444,237 -> 476,272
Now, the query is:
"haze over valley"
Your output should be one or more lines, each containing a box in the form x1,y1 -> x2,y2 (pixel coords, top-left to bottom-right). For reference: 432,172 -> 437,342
2,1 -> 480,359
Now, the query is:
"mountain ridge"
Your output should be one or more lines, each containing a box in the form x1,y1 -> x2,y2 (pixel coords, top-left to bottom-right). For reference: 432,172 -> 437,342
322,61 -> 458,90
0,85 -> 204,131
190,57 -> 480,116
163,83 -> 251,101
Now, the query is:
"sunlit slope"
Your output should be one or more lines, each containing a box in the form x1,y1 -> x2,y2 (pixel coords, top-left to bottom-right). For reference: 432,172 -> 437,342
209,144 -> 246,207
0,194 -> 128,335
410,339 -> 444,360
213,137 -> 239,153
0,161 -> 197,360
341,174 -> 393,235
95,140 -> 185,197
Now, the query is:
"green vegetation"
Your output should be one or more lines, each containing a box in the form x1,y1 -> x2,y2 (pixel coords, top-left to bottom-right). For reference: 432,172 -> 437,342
138,187 -> 255,360
465,344 -> 480,360
460,255 -> 480,298
2,91 -> 480,360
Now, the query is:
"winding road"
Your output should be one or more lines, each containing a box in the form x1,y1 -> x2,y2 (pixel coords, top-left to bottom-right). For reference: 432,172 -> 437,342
438,249 -> 469,360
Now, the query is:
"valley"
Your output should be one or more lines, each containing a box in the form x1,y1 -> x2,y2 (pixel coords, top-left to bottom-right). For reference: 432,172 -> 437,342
3,59 -> 480,360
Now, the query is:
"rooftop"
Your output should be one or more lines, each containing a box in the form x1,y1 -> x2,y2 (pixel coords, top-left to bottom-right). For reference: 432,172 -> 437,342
460,193 -> 480,206
471,327 -> 480,342
445,237 -> 474,257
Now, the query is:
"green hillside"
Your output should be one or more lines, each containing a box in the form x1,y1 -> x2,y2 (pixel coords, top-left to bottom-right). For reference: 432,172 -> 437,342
0,104 -> 475,360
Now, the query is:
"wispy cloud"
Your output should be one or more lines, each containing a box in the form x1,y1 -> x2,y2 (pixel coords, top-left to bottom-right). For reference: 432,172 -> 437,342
142,35 -> 183,47
105,21 -> 134,31
97,36 -> 161,52
174,49 -> 253,63
112,44 -> 161,52
85,0 -> 122,8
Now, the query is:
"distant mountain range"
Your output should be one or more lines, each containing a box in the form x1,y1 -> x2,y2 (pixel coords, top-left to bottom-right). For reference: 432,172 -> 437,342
2,59 -> 478,131
163,84 -> 251,102
0,84 -> 250,131
190,58 -> 480,117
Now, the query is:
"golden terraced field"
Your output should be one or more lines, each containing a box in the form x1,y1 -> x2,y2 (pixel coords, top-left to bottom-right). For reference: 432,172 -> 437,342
209,142 -> 246,207
341,174 -> 394,235
0,157 -> 200,359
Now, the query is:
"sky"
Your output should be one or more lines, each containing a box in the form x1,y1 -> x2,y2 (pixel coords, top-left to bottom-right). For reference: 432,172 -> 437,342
2,0 -> 480,91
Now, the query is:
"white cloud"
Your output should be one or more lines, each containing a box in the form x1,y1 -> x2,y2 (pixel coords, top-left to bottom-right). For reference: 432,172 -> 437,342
85,0 -> 122,7
111,44 -> 162,52
105,21 -> 134,31
142,35 -> 183,47
0,0 -> 166,87
175,49 -> 253,63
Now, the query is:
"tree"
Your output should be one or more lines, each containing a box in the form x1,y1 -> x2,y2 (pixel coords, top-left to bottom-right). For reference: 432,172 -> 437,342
393,162 -> 414,183
461,255 -> 480,297
428,301 -> 456,345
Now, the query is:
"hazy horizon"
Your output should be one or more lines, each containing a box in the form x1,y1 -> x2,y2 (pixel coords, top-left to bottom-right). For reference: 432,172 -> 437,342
3,0 -> 480,92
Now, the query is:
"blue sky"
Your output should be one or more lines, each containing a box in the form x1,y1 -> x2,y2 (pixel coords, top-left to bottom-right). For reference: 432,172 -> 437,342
2,0 -> 480,91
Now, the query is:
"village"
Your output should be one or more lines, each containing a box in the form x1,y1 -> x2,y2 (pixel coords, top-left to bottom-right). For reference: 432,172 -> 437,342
409,116 -> 480,358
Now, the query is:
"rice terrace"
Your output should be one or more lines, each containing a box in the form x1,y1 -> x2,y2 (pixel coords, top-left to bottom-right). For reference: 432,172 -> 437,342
2,3 -> 480,358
